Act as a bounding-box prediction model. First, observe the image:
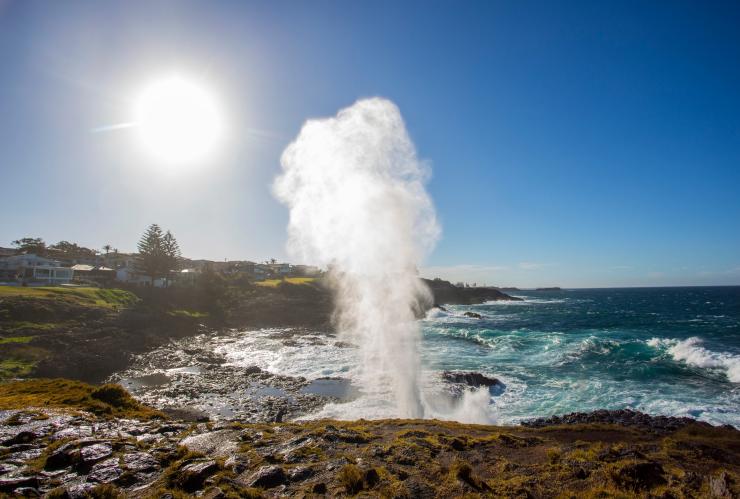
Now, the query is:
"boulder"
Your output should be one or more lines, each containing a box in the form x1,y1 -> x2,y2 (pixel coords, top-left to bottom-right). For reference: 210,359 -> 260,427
79,443 -> 112,464
709,471 -> 732,498
442,371 -> 501,387
181,430 -> 239,458
0,475 -> 39,493
463,311 -> 483,319
87,457 -> 123,483
246,465 -> 286,488
177,460 -> 219,491
45,442 -> 80,470
122,452 -> 160,472
2,431 -> 38,446
288,466 -> 314,482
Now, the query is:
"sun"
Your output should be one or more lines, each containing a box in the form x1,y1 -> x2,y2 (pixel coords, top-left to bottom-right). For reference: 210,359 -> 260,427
134,75 -> 223,165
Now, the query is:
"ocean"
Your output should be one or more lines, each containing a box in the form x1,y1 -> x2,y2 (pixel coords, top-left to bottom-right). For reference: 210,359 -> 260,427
422,286 -> 740,426
115,286 -> 740,426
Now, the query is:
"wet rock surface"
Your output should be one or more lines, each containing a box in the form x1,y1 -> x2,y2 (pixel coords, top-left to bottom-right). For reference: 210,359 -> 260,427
442,371 -> 502,388
108,329 -> 360,423
0,408 -> 738,497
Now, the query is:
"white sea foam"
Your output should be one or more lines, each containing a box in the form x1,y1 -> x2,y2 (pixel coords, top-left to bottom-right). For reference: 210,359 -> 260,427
482,297 -> 568,305
648,336 -> 740,383
274,98 -> 493,422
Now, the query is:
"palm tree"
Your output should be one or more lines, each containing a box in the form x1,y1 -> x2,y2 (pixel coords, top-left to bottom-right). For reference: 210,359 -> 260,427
102,244 -> 112,255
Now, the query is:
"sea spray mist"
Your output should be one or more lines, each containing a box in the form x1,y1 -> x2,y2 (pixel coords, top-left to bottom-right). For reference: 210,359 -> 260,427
274,98 -> 439,418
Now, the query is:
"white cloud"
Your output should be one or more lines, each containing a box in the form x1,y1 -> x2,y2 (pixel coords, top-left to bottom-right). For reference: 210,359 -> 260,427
518,261 -> 546,270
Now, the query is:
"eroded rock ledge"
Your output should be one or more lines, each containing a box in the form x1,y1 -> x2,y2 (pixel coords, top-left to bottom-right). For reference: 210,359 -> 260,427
1,408 -> 738,498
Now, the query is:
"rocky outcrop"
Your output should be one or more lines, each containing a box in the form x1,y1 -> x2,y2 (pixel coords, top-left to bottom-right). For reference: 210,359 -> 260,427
422,279 -> 522,306
442,371 -> 502,388
521,409 -> 732,434
0,408 -> 738,497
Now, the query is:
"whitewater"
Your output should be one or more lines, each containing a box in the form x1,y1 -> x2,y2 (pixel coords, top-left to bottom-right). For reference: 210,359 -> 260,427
216,286 -> 739,426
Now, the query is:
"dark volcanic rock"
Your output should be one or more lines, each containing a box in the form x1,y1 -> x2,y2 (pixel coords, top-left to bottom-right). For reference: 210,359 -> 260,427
45,442 -> 80,469
2,431 -> 37,446
521,409 -> 723,434
288,466 -> 314,482
87,457 -> 123,483
612,461 -> 666,490
442,371 -> 501,387
79,443 -> 112,464
423,278 -> 522,306
463,311 -> 483,319
177,460 -> 219,491
246,465 -> 286,488
0,475 -> 39,493
122,452 -> 160,472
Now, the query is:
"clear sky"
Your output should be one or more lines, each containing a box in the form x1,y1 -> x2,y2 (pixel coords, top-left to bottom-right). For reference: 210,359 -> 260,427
1,1 -> 739,288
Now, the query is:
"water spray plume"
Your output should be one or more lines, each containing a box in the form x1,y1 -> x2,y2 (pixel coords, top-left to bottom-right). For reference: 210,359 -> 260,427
274,98 -> 439,418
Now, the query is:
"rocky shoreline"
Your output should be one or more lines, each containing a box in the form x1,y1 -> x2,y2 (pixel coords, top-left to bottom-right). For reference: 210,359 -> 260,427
1,404 -> 738,498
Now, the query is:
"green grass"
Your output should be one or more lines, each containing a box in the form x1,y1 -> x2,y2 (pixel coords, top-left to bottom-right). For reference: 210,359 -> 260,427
0,336 -> 34,345
0,379 -> 164,419
3,321 -> 59,332
168,309 -> 210,318
0,286 -> 139,309
0,359 -> 37,378
255,277 -> 316,287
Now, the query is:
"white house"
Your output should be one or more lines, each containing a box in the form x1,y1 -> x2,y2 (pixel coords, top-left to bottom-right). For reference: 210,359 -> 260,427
0,254 -> 74,285
115,264 -> 167,288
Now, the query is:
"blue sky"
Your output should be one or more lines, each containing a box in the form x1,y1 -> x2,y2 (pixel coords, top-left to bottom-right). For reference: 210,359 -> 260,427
1,1 -> 739,287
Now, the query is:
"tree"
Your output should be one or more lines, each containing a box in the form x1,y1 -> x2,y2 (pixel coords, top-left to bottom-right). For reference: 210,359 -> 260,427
102,244 -> 112,255
136,224 -> 166,285
162,231 -> 181,287
48,241 -> 96,258
12,237 -> 46,255
135,224 -> 182,287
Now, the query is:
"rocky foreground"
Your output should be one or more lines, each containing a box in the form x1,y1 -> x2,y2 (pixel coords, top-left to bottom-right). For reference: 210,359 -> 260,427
0,381 -> 738,498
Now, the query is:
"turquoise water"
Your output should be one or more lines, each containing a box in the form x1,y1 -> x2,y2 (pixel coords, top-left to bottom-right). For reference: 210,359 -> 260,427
421,286 -> 740,426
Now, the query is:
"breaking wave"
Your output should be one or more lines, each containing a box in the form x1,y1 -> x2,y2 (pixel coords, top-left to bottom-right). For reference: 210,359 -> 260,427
648,337 -> 740,383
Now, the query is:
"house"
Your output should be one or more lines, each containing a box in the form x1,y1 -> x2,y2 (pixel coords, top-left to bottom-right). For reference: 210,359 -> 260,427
267,262 -> 291,277
176,268 -> 200,285
0,254 -> 74,285
71,264 -> 115,284
115,264 -> 167,288
100,252 -> 137,270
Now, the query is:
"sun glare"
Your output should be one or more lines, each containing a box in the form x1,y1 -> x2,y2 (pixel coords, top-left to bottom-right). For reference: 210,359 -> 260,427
135,76 -> 223,165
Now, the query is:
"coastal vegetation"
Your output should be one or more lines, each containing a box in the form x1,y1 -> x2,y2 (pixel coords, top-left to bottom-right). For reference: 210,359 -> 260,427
0,286 -> 139,309
0,379 -> 162,419
255,277 -> 317,287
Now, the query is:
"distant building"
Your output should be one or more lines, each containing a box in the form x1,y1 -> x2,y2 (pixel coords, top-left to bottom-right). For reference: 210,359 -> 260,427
0,254 -> 73,285
0,247 -> 15,257
268,262 -> 291,276
176,268 -> 200,285
71,264 -> 115,284
115,264 -> 167,288
100,252 -> 137,270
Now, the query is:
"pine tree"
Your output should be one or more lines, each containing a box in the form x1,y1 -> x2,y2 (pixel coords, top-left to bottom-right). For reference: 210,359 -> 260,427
162,230 -> 181,287
136,224 -> 165,285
